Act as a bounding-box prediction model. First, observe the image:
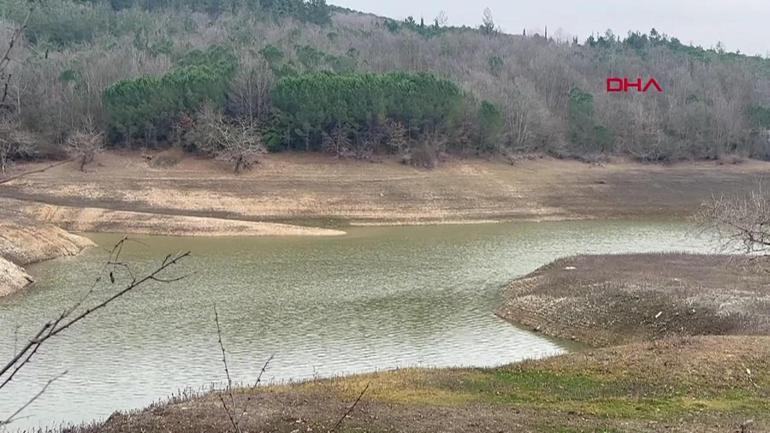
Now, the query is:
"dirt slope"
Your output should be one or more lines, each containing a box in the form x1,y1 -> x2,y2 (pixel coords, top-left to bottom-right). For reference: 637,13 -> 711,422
2,152 -> 769,224
0,209 -> 94,296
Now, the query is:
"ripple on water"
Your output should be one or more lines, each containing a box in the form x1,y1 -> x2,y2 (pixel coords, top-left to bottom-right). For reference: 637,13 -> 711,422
0,219 -> 716,429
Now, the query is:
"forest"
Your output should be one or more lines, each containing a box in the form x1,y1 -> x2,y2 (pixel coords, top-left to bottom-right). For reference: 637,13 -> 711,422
2,0 -> 770,170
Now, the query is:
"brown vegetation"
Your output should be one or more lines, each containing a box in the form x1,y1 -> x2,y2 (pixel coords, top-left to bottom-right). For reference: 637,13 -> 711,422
65,128 -> 103,172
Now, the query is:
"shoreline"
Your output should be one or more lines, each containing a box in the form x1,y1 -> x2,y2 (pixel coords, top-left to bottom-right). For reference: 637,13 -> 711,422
2,151 -> 766,297
4,152 -> 770,224
84,253 -> 770,433
0,214 -> 95,297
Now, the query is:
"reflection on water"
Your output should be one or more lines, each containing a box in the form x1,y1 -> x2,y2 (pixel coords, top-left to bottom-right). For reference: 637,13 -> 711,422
0,220 -> 714,429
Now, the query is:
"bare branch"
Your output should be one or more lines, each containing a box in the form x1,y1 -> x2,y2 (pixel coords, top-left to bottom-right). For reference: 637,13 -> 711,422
0,4 -> 35,103
251,354 -> 274,390
694,186 -> 770,254
1,371 -> 67,426
329,382 -> 370,433
0,249 -> 190,390
214,306 -> 242,433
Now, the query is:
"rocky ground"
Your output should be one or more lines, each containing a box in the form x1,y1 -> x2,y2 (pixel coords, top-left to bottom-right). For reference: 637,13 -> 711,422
497,253 -> 770,346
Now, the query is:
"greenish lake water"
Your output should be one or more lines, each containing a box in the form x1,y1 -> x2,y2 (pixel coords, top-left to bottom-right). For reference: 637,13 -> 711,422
0,220 -> 715,429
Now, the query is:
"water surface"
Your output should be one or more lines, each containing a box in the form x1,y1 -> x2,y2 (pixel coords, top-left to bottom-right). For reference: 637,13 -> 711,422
0,220 -> 714,429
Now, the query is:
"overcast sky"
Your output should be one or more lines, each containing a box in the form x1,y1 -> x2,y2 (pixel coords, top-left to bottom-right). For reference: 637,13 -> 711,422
330,0 -> 767,56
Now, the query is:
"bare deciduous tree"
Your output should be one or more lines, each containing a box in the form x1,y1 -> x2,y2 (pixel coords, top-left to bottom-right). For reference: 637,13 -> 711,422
383,119 -> 408,155
194,107 -> 265,174
65,128 -> 104,172
0,1 -> 35,106
0,116 -> 34,175
322,122 -> 353,158
694,187 -> 770,253
229,56 -> 274,124
480,8 -> 496,35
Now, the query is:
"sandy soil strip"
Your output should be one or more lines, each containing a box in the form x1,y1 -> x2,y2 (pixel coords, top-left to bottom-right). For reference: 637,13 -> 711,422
21,202 -> 346,237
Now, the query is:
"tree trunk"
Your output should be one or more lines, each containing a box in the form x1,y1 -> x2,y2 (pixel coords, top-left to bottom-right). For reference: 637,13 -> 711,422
234,155 -> 243,174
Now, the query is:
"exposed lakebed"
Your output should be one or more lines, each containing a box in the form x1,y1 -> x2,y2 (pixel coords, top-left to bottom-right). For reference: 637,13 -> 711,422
0,220 -> 715,429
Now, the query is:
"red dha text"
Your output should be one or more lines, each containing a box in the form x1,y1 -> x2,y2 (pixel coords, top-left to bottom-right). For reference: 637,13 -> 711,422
606,77 -> 663,93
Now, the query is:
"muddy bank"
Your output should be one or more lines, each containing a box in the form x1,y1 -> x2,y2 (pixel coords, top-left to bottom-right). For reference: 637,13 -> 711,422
9,198 -> 345,237
0,217 -> 95,266
497,253 -> 770,347
0,210 -> 94,296
0,194 -> 341,295
2,152 -> 770,224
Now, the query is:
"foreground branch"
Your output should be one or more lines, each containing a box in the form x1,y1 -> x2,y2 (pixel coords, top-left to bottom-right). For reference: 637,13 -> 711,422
0,371 -> 67,427
329,382 -> 370,433
214,306 -> 242,433
0,238 -> 190,425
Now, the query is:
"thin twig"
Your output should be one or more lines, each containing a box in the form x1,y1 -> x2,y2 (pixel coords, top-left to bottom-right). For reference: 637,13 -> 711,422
0,250 -> 190,389
214,306 -> 241,433
1,3 -> 35,104
216,392 -> 241,433
329,382 -> 370,433
237,354 -> 276,425
0,371 -> 67,426
251,354 -> 274,390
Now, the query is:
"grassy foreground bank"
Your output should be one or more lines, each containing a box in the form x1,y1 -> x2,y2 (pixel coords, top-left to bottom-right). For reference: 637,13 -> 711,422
82,342 -> 769,433
72,254 -> 770,433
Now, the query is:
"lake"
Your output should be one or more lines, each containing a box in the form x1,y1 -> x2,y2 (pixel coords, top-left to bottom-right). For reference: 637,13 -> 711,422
0,219 -> 715,429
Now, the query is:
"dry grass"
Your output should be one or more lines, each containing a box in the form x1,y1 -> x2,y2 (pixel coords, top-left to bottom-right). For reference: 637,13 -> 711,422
83,336 -> 769,433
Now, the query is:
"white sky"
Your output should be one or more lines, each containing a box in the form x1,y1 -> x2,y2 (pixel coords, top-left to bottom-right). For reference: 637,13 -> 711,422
330,0 -> 768,56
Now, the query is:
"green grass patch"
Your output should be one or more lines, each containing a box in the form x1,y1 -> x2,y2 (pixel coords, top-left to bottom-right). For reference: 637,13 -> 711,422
448,368 -> 768,420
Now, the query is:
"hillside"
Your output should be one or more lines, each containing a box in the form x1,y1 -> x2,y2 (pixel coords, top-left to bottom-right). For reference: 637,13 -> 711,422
2,0 -> 770,170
